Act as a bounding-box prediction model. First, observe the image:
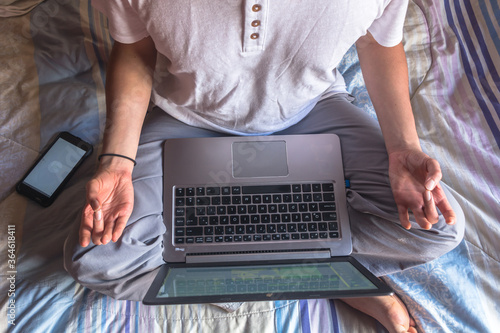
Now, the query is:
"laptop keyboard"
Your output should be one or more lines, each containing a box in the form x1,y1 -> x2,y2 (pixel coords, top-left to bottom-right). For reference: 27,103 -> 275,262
173,183 -> 339,244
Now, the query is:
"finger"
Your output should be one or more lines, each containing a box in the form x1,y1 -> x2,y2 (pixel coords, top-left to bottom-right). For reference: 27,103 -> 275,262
112,215 -> 129,243
91,208 -> 105,246
90,199 -> 102,222
398,206 -> 412,230
79,204 -> 94,247
433,186 -> 457,225
101,219 -> 115,245
424,159 -> 442,191
423,190 -> 439,225
412,208 -> 432,230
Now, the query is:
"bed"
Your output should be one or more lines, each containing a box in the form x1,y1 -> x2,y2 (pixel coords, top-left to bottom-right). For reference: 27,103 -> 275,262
1,0 -> 498,332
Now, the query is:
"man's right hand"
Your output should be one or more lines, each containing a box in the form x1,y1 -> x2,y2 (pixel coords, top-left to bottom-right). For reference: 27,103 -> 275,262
79,164 -> 134,247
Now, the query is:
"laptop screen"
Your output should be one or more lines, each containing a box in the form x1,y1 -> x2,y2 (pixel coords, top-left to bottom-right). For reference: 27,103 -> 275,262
143,257 -> 392,305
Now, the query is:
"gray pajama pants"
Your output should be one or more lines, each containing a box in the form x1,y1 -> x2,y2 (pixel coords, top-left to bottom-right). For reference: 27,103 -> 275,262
64,95 -> 465,301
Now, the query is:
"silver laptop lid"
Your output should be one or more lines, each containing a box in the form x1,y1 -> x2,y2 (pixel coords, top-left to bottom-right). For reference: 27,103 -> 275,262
162,134 -> 352,263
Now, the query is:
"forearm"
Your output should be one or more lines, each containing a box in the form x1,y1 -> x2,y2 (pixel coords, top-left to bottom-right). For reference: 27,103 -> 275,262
101,37 -> 157,170
356,34 -> 421,154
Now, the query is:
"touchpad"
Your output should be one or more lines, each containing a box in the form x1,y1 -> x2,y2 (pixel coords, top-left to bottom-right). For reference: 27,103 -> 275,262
232,141 -> 289,178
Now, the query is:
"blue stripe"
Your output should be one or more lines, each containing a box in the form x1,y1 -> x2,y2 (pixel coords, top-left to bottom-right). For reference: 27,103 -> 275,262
77,288 -> 90,333
275,301 -> 284,332
299,300 -> 311,333
329,300 -> 339,332
101,296 -> 108,333
125,301 -> 131,333
135,302 -> 140,332
479,1 -> 500,56
445,0 -> 500,147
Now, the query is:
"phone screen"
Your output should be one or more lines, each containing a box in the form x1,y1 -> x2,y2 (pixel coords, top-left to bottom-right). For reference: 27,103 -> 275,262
22,137 -> 87,196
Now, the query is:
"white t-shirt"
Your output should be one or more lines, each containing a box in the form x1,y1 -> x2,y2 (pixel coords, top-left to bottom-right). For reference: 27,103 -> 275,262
93,0 -> 408,135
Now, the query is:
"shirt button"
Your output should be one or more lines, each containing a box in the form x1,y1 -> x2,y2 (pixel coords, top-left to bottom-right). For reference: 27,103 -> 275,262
250,33 -> 259,40
252,4 -> 262,12
251,20 -> 261,27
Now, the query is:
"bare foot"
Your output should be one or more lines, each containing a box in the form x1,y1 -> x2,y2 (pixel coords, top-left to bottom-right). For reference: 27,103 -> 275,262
341,294 -> 417,333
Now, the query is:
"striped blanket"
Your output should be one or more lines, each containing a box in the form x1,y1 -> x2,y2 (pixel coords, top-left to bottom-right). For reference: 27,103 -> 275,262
1,0 -> 498,332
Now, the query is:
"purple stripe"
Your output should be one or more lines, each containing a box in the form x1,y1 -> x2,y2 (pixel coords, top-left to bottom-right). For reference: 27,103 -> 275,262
329,300 -> 340,332
125,300 -> 131,333
299,300 -> 311,333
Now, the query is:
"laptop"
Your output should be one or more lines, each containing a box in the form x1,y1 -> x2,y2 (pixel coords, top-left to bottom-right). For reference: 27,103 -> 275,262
143,134 -> 392,305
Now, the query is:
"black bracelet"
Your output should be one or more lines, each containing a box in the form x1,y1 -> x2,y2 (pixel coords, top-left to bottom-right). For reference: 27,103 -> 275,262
98,153 -> 137,166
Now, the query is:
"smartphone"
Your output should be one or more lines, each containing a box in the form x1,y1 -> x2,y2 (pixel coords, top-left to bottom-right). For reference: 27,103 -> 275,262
16,132 -> 93,207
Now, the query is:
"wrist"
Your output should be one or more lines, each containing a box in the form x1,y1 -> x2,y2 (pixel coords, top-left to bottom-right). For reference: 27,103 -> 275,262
98,153 -> 137,166
97,154 -> 136,174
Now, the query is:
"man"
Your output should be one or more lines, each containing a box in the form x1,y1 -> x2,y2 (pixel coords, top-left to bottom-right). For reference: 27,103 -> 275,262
64,1 -> 464,332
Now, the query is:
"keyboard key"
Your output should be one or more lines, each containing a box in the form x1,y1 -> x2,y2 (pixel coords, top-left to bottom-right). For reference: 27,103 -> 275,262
319,203 -> 336,211
328,222 -> 338,231
267,224 -> 276,233
206,187 -> 220,195
243,184 -> 291,194
308,223 -> 318,231
323,212 -> 338,221
322,183 -> 334,192
186,227 -> 203,236
323,193 -> 335,202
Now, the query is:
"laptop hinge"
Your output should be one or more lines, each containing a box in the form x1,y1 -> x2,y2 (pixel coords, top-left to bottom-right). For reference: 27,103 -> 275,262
185,250 -> 331,264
